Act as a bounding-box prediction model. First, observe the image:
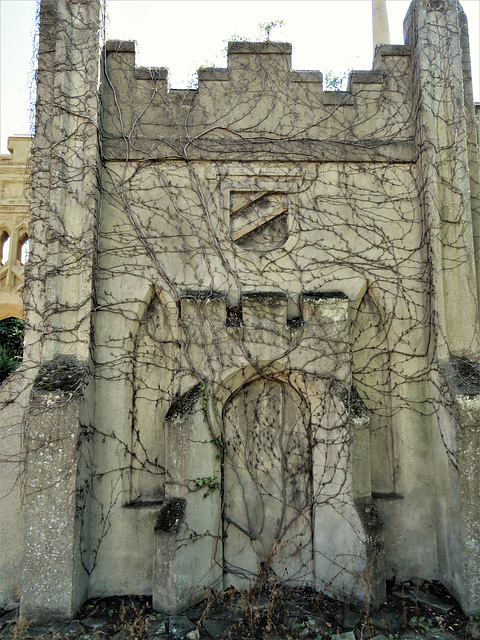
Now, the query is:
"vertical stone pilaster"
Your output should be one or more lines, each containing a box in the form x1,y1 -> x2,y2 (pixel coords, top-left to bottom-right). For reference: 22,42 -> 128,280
405,0 -> 480,361
20,0 -> 103,621
29,0 -> 103,362
454,393 -> 480,613
458,9 -> 480,310
152,390 -> 222,613
21,359 -> 91,622
405,0 -> 480,614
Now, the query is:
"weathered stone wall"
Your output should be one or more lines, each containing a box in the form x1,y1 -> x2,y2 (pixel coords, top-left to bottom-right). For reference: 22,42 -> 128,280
1,0 -> 480,621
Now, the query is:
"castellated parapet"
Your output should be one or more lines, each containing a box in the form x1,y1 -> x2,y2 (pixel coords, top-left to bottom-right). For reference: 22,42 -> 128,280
1,0 -> 480,622
102,39 -> 415,163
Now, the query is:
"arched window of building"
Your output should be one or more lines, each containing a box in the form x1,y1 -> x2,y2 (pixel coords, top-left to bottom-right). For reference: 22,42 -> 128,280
1,231 -> 10,265
17,233 -> 29,265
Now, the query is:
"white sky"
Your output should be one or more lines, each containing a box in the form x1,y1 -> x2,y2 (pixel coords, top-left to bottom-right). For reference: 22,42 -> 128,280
0,0 -> 479,154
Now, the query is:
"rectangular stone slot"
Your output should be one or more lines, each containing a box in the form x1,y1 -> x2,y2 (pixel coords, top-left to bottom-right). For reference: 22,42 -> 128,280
226,304 -> 242,327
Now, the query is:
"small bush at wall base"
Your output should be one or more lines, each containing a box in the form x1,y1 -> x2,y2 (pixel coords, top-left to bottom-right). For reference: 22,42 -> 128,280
0,318 -> 24,383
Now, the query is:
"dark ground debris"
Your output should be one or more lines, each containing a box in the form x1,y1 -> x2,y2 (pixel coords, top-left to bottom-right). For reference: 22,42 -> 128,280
1,580 -> 479,640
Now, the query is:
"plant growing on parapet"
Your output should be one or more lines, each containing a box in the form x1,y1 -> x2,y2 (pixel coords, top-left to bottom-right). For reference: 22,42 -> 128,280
228,33 -> 249,44
324,70 -> 348,91
259,20 -> 284,41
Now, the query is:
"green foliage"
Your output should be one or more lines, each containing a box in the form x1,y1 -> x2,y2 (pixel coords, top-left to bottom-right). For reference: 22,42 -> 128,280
259,20 -> 284,41
0,317 -> 24,383
324,70 -> 348,91
410,616 -> 432,631
228,19 -> 285,48
200,385 -> 208,420
195,476 -> 220,498
228,33 -> 249,44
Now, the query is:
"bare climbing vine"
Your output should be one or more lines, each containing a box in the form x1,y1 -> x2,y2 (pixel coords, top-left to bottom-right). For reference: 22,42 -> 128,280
1,0 -> 480,619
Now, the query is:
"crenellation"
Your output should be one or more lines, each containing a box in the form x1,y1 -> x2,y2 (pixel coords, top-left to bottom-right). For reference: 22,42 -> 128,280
242,291 -> 289,353
105,39 -> 135,53
176,291 -> 355,382
180,293 -> 227,329
101,37 -> 415,161
372,43 -> 412,69
291,70 -> 323,84
301,295 -> 350,330
348,70 -> 385,90
134,67 -> 168,81
197,67 -> 229,83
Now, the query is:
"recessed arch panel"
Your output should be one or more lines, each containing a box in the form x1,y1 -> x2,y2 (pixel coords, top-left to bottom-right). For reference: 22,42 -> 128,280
222,376 -> 313,586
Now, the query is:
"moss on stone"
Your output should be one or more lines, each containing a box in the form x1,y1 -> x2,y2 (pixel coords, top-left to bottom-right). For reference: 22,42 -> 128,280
155,498 -> 186,533
33,356 -> 89,394
165,384 -> 203,420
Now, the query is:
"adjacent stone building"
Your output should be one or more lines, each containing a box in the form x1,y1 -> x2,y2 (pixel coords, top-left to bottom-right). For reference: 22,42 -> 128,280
1,0 -> 480,622
0,135 -> 31,321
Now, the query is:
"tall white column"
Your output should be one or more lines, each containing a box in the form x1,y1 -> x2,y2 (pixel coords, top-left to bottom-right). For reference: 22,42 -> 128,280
373,0 -> 391,50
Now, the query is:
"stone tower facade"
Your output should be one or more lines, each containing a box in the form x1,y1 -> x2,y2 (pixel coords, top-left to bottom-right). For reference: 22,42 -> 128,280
1,0 -> 480,622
